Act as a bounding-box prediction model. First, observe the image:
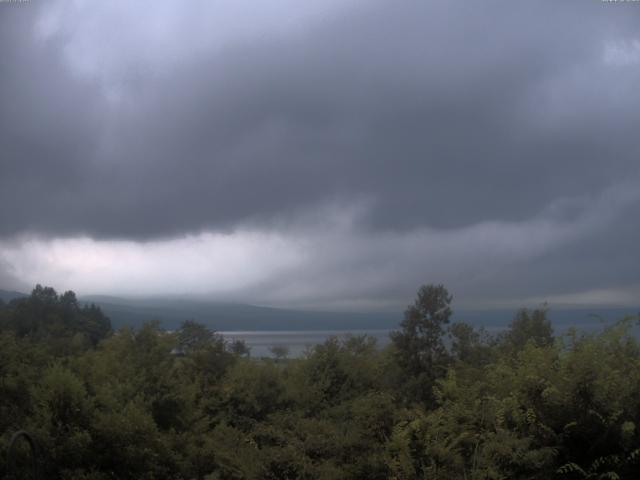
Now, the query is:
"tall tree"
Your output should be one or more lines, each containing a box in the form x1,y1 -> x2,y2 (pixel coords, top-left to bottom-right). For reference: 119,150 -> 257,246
504,306 -> 553,352
177,320 -> 214,352
391,284 -> 453,403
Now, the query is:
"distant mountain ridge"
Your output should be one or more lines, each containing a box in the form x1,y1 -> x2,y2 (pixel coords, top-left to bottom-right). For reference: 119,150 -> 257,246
2,289 -> 637,332
65,296 -> 640,332
79,295 -> 400,331
0,289 -> 28,303
80,295 -> 640,332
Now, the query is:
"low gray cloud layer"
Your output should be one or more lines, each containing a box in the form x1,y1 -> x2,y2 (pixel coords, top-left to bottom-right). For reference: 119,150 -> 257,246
1,1 -> 639,307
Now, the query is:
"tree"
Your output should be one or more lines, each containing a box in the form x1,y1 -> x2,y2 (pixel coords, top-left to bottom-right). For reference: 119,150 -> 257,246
60,290 -> 79,308
269,345 -> 290,361
177,320 -> 214,352
0,285 -> 111,348
390,284 -> 453,403
229,339 -> 251,357
504,306 -> 553,352
30,284 -> 58,305
80,304 -> 111,346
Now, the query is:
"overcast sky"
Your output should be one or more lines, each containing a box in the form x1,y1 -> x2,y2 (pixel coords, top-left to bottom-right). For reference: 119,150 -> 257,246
1,0 -> 640,311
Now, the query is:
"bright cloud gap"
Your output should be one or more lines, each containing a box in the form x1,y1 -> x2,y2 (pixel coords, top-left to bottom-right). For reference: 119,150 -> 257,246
2,186 -> 638,310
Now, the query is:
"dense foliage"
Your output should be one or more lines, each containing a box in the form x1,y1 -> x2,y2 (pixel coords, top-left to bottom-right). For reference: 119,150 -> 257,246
1,285 -> 639,479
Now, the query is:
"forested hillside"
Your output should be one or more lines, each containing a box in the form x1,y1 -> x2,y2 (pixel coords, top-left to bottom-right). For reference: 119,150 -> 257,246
1,285 -> 639,479
78,296 -> 399,331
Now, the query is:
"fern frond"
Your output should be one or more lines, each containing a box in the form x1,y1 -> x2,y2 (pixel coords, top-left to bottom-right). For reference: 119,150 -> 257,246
557,462 -> 587,478
627,447 -> 640,463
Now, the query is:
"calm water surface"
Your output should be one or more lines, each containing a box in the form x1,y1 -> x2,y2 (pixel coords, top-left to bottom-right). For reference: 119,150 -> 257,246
220,329 -> 392,357
220,320 -> 636,358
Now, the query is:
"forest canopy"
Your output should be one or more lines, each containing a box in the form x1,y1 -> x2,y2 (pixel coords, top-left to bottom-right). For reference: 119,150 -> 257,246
1,284 -> 639,479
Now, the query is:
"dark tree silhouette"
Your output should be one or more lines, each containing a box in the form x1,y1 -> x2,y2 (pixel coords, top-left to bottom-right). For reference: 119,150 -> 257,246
391,284 -> 453,403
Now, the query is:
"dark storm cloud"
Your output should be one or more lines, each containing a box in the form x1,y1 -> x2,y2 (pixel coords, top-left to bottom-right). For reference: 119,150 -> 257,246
492,191 -> 640,301
1,0 -> 640,240
0,5 -> 104,235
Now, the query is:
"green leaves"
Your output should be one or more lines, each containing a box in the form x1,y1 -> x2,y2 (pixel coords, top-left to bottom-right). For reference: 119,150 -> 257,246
0,285 -> 111,348
2,285 -> 640,478
390,284 -> 453,404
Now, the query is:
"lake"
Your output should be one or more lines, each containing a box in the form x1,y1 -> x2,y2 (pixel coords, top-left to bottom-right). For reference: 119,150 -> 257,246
220,329 -> 393,357
220,317 -> 639,357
